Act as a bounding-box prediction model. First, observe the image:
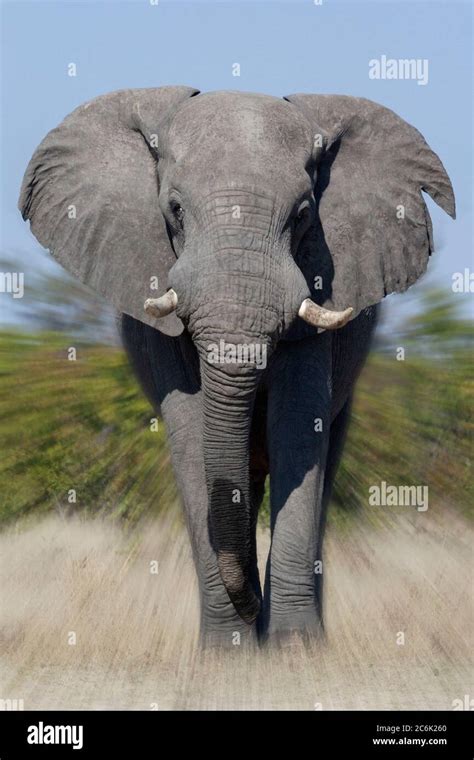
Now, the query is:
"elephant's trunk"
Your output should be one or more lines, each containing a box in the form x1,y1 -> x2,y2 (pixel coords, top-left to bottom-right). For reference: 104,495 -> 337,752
199,354 -> 262,624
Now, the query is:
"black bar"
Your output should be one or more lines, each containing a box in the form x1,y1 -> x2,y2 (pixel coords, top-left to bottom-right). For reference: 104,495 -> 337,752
0,710 -> 472,757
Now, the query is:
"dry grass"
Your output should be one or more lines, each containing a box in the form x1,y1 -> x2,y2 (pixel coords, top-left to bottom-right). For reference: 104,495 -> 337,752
0,510 -> 472,710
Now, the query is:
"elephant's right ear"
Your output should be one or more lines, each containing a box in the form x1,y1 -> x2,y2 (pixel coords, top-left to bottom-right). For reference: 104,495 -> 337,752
19,86 -> 199,336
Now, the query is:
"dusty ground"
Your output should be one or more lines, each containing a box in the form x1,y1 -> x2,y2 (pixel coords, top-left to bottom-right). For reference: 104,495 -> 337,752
0,510 -> 472,710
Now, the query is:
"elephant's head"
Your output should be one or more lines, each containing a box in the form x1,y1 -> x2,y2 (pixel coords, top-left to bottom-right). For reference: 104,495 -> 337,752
19,87 -> 455,623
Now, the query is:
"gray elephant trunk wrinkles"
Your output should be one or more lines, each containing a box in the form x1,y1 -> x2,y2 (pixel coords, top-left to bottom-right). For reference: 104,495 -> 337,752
200,356 -> 262,624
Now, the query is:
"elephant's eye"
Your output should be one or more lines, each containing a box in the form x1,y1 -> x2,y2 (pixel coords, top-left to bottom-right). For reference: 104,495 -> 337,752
296,199 -> 311,226
170,200 -> 185,225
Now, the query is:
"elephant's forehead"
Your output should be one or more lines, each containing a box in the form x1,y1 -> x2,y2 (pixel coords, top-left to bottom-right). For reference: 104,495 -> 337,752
166,91 -> 313,166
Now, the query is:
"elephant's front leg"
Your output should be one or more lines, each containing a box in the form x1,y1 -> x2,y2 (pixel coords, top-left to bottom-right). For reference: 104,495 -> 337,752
262,334 -> 332,642
122,320 -> 259,648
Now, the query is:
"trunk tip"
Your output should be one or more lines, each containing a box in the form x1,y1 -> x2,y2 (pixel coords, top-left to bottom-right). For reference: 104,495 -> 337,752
230,589 -> 261,625
217,549 -> 261,624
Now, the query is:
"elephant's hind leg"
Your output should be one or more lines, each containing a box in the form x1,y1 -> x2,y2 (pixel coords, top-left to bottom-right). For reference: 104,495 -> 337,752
314,396 -> 353,632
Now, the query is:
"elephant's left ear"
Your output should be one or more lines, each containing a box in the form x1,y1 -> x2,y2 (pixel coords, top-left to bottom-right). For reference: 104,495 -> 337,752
284,94 -> 455,318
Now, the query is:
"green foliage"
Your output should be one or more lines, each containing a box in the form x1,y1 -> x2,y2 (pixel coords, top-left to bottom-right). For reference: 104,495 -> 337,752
330,288 -> 473,526
0,331 -> 177,526
331,351 -> 473,525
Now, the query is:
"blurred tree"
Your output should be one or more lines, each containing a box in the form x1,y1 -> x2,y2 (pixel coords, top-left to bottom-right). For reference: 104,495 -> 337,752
0,249 -> 119,344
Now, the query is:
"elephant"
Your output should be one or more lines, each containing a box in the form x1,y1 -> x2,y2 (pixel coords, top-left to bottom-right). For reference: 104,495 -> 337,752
19,87 -> 455,647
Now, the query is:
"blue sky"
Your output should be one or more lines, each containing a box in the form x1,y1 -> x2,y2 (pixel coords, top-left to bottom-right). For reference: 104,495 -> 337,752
1,0 -> 472,324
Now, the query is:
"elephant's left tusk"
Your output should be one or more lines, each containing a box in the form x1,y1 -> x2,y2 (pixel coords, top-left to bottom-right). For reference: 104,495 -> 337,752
298,299 -> 353,330
144,289 -> 178,318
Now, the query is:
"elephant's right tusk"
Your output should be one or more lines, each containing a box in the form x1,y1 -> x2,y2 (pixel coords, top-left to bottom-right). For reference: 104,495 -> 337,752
144,289 -> 178,318
298,299 -> 353,330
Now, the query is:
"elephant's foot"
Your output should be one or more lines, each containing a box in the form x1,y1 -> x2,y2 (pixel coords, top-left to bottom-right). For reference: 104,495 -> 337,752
199,598 -> 260,651
261,609 -> 326,649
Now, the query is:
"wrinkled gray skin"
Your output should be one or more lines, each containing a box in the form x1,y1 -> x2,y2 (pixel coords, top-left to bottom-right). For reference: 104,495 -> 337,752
19,88 -> 455,647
